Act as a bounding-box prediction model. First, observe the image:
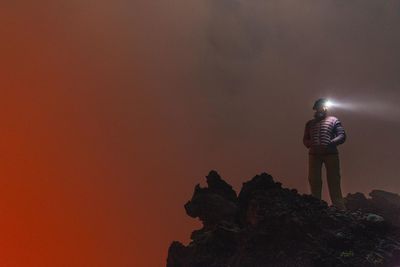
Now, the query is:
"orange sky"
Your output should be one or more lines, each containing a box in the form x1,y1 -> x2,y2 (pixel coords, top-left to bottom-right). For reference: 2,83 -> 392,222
1,1 -> 400,266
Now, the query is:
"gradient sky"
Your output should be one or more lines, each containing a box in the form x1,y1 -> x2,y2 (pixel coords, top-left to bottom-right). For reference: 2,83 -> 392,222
1,1 -> 400,266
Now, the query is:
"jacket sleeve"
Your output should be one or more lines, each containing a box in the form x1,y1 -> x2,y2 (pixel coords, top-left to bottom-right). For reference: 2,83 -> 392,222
303,121 -> 312,148
331,119 -> 346,145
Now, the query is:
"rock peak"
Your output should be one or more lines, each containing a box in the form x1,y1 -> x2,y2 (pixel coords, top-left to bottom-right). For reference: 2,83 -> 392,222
168,171 -> 400,267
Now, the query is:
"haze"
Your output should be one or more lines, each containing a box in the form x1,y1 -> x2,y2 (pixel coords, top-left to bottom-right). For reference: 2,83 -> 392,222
1,1 -> 400,266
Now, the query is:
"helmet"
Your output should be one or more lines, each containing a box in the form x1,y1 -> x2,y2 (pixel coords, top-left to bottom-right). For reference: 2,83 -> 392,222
312,98 -> 328,110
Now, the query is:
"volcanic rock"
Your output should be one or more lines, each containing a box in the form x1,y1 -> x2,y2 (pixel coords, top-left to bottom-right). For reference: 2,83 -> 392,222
167,171 -> 400,267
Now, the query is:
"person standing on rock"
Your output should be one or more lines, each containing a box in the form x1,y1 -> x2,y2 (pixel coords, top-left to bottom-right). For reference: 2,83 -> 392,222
303,98 -> 347,210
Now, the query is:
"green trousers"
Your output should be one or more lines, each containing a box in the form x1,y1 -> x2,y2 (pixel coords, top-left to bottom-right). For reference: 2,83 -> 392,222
308,153 -> 346,210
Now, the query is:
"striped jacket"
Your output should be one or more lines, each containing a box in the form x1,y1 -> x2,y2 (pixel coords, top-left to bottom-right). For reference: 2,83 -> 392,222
303,116 -> 346,154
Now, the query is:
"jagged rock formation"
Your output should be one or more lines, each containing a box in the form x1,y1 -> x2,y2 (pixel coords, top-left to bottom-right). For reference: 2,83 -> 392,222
346,190 -> 400,228
167,171 -> 400,267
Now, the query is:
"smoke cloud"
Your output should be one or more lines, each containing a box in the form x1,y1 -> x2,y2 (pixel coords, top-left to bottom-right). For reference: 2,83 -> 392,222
2,1 -> 400,267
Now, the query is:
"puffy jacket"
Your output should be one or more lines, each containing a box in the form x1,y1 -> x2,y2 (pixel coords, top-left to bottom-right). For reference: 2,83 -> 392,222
303,116 -> 346,154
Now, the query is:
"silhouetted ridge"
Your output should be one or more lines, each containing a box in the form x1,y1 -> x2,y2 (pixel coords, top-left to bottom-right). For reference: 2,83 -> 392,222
168,171 -> 400,267
346,190 -> 400,228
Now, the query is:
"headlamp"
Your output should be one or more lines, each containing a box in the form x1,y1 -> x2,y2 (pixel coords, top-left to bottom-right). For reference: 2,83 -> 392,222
324,100 -> 333,108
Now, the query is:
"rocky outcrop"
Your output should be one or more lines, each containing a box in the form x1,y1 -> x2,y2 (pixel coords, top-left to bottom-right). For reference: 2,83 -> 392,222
167,171 -> 400,267
345,190 -> 400,228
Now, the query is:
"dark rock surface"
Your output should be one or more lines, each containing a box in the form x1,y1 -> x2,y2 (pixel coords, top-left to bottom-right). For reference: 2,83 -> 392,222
345,190 -> 400,228
167,170 -> 400,267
